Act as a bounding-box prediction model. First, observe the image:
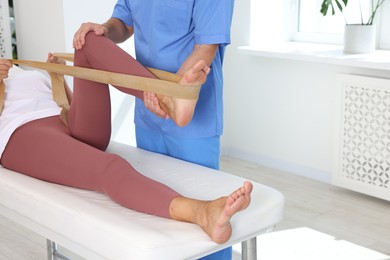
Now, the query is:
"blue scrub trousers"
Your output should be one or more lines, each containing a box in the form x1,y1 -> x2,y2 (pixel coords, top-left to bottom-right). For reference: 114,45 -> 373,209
135,127 -> 232,260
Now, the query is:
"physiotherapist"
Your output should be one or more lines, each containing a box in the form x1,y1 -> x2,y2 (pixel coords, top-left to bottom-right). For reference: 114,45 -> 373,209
73,1 -> 235,259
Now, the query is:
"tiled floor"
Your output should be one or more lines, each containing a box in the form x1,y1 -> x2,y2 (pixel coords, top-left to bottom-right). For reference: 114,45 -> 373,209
1,155 -> 389,259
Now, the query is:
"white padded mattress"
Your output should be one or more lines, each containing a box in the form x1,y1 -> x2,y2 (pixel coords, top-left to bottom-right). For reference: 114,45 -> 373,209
0,142 -> 284,259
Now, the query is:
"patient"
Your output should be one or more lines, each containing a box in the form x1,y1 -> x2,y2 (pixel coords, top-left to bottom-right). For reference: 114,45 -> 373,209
0,34 -> 253,244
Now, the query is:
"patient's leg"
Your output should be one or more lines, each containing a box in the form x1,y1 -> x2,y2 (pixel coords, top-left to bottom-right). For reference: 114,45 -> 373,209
68,33 -> 202,146
1,116 -> 179,218
1,116 -> 253,243
67,33 -> 151,150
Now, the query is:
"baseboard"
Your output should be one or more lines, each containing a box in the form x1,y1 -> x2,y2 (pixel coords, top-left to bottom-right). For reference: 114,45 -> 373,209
221,146 -> 331,184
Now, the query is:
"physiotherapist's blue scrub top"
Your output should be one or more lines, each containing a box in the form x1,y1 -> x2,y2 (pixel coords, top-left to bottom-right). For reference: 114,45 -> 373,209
112,0 -> 234,138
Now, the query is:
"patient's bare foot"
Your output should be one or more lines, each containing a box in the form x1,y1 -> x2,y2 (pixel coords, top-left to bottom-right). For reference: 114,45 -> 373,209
170,181 -> 253,244
201,181 -> 253,244
157,60 -> 209,127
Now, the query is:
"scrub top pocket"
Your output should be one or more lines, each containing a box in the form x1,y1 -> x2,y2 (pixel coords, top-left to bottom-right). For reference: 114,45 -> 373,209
156,0 -> 193,33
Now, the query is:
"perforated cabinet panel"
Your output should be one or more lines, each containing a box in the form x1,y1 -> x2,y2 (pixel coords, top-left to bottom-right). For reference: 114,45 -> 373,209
0,0 -> 11,58
334,74 -> 390,201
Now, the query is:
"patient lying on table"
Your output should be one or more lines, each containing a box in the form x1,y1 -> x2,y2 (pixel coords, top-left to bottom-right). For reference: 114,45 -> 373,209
0,34 -> 252,244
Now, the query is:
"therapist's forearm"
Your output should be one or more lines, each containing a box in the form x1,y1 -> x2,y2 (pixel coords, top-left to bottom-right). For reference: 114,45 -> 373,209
102,18 -> 134,44
176,44 -> 218,76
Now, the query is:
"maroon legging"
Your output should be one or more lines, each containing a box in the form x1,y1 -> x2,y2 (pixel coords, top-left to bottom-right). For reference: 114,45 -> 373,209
0,33 -> 180,218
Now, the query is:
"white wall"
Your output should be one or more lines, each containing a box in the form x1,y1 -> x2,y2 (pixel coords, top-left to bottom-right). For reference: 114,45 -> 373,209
13,0 -> 136,146
221,0 -> 390,183
13,0 -> 65,61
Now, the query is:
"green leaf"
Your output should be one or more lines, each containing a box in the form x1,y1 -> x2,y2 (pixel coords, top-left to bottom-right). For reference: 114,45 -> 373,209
320,0 -> 347,16
320,0 -> 331,16
334,0 -> 344,12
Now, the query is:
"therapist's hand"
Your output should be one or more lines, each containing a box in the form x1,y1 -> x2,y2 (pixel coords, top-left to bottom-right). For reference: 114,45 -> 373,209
0,58 -> 12,82
143,92 -> 170,120
47,53 -> 66,65
73,22 -> 108,50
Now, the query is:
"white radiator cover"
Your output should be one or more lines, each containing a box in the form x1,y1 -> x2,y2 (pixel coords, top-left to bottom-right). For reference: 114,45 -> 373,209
0,0 -> 11,58
334,74 -> 390,201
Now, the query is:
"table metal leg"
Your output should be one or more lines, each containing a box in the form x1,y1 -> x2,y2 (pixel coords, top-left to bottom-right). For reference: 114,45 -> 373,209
241,226 -> 276,260
46,239 -> 72,260
241,237 -> 257,260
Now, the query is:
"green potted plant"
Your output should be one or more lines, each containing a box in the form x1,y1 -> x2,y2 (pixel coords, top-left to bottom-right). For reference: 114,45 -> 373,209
320,0 -> 388,53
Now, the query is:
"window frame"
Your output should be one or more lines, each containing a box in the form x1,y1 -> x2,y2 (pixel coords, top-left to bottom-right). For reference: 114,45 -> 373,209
292,0 -> 390,49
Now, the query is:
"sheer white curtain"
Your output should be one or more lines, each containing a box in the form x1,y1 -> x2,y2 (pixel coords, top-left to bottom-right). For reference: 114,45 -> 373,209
0,0 -> 12,58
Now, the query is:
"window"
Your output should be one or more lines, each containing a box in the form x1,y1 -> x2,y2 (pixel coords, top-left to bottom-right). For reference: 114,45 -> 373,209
294,0 -> 390,49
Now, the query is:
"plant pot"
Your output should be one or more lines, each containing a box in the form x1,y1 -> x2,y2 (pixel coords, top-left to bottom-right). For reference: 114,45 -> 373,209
343,24 -> 376,54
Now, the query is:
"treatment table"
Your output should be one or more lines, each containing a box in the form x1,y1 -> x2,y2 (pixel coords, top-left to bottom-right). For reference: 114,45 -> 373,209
0,141 -> 284,260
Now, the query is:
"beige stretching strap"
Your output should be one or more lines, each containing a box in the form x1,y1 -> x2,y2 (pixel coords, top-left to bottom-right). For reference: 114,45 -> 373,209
0,54 -> 200,120
53,53 -> 184,86
53,52 -> 184,86
10,58 -> 199,99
